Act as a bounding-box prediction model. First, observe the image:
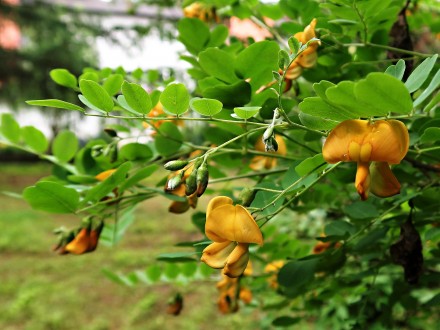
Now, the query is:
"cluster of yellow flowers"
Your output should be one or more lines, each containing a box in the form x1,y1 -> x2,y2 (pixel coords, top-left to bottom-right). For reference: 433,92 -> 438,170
284,18 -> 320,84
201,196 -> 263,277
53,220 -> 104,255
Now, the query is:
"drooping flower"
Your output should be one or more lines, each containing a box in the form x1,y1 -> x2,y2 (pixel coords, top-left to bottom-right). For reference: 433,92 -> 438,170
166,293 -> 184,316
249,134 -> 287,170
201,196 -> 263,278
264,260 -> 285,289
284,18 -> 320,82
323,119 -> 409,200
216,264 -> 253,314
54,220 -> 104,255
257,19 -> 320,94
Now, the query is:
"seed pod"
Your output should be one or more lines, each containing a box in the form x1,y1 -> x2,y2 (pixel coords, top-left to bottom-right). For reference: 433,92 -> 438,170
164,160 -> 189,171
166,171 -> 184,191
104,128 -> 118,138
196,163 -> 209,197
264,136 -> 278,152
239,188 -> 257,207
185,168 -> 198,196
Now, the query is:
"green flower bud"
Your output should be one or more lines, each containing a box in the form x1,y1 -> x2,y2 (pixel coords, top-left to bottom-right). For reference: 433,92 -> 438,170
196,164 -> 209,197
166,171 -> 184,191
185,168 -> 198,196
239,188 -> 257,207
164,160 -> 189,171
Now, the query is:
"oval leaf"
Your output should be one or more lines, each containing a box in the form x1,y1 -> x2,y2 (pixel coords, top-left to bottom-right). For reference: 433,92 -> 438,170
233,106 -> 261,119
26,99 -> 85,112
405,54 -> 438,93
154,122 -> 183,156
50,69 -> 77,89
354,73 -> 413,115
159,83 -> 189,115
52,130 -> 79,163
121,81 -> 152,114
0,113 -> 21,143
21,126 -> 48,153
79,79 -> 114,112
103,74 -> 124,96
190,98 -> 223,116
119,142 -> 153,161
23,181 -> 80,213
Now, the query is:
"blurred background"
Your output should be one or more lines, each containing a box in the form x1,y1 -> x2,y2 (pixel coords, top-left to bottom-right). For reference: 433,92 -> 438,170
0,1 -> 260,329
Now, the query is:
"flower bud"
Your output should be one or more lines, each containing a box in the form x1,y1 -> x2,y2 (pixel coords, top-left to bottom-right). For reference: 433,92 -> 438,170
166,171 -> 184,191
164,160 -> 189,171
185,168 -> 198,196
196,163 -> 209,197
239,188 -> 257,207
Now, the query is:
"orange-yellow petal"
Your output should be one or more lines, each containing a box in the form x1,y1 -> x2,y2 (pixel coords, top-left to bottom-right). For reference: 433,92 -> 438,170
295,50 -> 318,68
285,61 -> 303,80
323,120 -> 371,163
239,287 -> 253,304
249,155 -> 267,171
369,161 -> 401,197
201,241 -> 236,269
223,243 -> 250,278
294,18 -> 317,44
355,162 -> 370,201
65,228 -> 91,254
205,196 -> 234,242
169,200 -> 190,214
323,119 -> 409,164
95,169 -> 116,181
206,203 -> 263,245
369,120 -> 409,164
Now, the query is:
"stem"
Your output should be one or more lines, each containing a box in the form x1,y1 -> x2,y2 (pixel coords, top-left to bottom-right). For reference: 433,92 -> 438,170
203,126 -> 268,160
257,162 -> 341,226
353,0 -> 368,43
250,15 -> 287,48
345,179 -> 439,247
343,43 -> 435,58
84,112 -> 269,127
208,167 -> 289,184
414,146 -> 440,154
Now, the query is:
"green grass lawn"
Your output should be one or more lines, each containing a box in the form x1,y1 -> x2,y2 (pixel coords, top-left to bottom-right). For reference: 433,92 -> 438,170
0,162 -> 259,330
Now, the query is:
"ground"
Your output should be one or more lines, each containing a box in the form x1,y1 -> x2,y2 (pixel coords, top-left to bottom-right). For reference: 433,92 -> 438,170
0,162 -> 258,330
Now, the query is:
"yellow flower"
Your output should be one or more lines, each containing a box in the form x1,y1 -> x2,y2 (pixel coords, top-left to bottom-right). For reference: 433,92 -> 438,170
183,2 -> 219,23
250,134 -> 287,170
293,18 -> 320,68
323,119 -> 409,200
284,18 -> 320,82
201,196 -> 263,278
55,221 -> 104,255
95,169 -> 116,181
264,260 -> 285,289
215,271 -> 253,314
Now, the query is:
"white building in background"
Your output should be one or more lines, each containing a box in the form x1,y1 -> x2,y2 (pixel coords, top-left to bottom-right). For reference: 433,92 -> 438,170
1,0 -> 188,139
